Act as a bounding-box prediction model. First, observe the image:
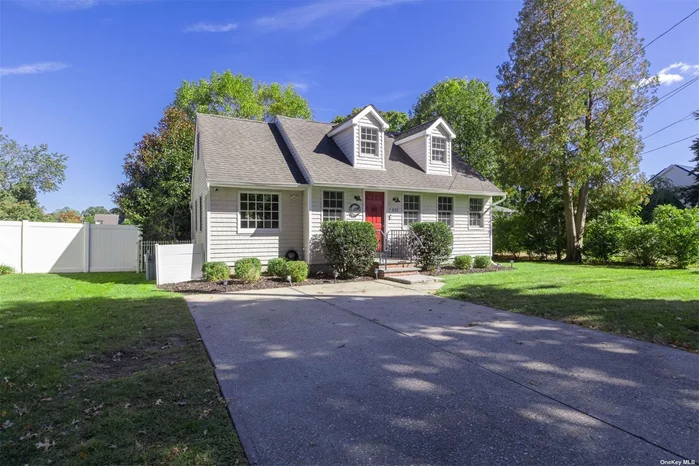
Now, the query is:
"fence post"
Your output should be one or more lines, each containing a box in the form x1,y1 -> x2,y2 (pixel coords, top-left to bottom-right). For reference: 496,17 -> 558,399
83,222 -> 90,273
20,220 -> 29,273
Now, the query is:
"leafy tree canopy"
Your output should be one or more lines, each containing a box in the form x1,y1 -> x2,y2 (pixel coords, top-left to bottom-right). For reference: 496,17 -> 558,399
174,71 -> 313,122
496,0 -> 655,261
0,191 -> 49,222
113,107 -> 194,240
682,112 -> 699,207
331,107 -> 409,132
52,207 -> 82,223
407,78 -> 499,181
0,129 -> 67,195
82,206 -> 110,224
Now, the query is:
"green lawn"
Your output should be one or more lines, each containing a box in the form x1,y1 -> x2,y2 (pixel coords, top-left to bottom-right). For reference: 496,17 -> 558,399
438,262 -> 699,351
0,273 -> 246,465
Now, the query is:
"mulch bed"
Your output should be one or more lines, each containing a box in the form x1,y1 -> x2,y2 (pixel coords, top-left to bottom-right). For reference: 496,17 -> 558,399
159,273 -> 374,294
422,264 -> 512,276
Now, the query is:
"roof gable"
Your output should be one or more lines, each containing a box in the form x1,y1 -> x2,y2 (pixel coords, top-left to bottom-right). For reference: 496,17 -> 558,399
394,117 -> 456,145
327,104 -> 389,137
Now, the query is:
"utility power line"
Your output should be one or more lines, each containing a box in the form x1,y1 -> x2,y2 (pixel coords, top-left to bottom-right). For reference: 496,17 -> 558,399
642,112 -> 697,140
641,133 -> 699,155
644,76 -> 699,112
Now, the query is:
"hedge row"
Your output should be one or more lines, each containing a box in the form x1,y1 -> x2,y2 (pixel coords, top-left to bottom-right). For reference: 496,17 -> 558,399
201,257 -> 309,283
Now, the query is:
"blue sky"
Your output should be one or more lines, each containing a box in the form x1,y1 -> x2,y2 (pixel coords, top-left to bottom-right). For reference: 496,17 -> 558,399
1,0 -> 698,212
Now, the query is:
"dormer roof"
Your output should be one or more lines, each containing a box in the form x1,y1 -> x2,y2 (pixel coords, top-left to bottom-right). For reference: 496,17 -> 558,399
327,104 -> 390,137
394,117 -> 456,144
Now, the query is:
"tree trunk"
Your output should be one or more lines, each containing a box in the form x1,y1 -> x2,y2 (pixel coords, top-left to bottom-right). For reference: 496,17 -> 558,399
573,182 -> 590,262
563,180 -> 578,261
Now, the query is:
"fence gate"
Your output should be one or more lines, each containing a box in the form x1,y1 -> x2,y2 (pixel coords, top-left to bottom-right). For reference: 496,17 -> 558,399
138,240 -> 193,272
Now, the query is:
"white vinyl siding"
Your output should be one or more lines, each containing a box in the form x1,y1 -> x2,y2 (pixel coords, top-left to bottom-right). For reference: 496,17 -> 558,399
353,114 -> 384,170
332,126 -> 355,165
190,126 -> 208,246
208,188 -> 304,265
308,187 -> 365,264
426,124 -> 451,176
399,136 -> 427,172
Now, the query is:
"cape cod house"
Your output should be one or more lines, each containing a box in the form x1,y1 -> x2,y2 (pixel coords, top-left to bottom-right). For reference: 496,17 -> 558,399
190,105 -> 505,270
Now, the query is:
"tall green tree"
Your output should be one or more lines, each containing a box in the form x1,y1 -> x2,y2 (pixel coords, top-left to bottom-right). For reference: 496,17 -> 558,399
407,78 -> 499,181
682,113 -> 699,207
113,107 -> 195,240
331,107 -> 409,132
496,0 -> 655,261
174,71 -> 312,122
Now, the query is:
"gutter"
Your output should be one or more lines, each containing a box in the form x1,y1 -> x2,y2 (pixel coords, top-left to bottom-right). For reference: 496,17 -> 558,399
312,182 -> 505,197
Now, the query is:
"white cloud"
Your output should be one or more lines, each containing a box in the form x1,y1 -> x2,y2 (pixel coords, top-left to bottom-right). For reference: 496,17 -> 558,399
288,81 -> 311,92
184,22 -> 238,33
0,62 -> 69,76
18,0 -> 134,12
254,0 -> 419,41
642,62 -> 699,87
374,90 -> 412,103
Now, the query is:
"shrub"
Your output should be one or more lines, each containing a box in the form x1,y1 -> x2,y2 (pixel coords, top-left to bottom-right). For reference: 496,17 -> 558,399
285,260 -> 309,283
0,264 -> 15,275
624,224 -> 662,266
584,211 -> 638,263
473,255 -> 491,269
321,221 -> 377,278
201,261 -> 230,282
453,255 -> 473,270
235,258 -> 261,283
267,257 -> 288,278
653,205 -> 699,267
493,213 -> 525,258
409,222 -> 453,271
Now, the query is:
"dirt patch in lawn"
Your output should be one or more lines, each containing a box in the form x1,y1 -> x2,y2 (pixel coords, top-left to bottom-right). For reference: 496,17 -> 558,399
160,273 -> 374,294
423,265 -> 511,276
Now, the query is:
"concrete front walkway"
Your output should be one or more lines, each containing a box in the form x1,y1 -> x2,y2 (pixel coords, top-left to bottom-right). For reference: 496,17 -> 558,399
186,280 -> 699,465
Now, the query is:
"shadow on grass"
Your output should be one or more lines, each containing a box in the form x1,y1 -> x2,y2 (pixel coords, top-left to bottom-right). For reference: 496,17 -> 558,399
54,272 -> 150,285
0,293 -> 246,466
438,283 -> 699,351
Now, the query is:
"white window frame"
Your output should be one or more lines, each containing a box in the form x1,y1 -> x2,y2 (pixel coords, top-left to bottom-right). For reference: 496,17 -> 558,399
403,194 -> 421,227
360,126 -> 378,156
238,192 -> 281,232
469,197 -> 484,228
322,190 -> 344,222
431,136 -> 447,163
437,196 -> 453,227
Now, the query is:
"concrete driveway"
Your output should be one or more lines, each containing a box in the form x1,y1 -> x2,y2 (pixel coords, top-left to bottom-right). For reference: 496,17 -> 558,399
186,280 -> 699,465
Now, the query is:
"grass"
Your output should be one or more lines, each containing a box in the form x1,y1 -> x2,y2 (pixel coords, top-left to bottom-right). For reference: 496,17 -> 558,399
0,273 -> 247,465
438,262 -> 699,352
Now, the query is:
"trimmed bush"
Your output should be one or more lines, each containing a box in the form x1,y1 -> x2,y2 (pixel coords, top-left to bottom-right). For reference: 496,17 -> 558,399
624,224 -> 662,266
0,264 -> 15,275
235,258 -> 261,283
201,262 -> 230,282
653,205 -> 699,267
321,221 -> 377,278
493,213 -> 525,258
267,257 -> 288,278
584,211 -> 638,263
453,255 -> 473,270
285,260 -> 309,283
409,222 -> 453,271
473,255 -> 491,269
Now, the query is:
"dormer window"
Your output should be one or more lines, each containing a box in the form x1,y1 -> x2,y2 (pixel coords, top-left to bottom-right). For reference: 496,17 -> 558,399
431,136 -> 446,162
360,127 -> 378,156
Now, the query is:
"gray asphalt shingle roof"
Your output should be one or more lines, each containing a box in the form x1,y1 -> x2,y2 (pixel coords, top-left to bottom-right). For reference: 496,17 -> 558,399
196,112 -> 503,195
393,118 -> 439,142
276,116 -> 503,194
196,113 -> 306,186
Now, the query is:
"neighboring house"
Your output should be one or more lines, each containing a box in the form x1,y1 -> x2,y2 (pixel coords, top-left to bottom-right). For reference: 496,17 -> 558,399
94,214 -> 119,225
190,105 -> 505,269
649,164 -> 695,188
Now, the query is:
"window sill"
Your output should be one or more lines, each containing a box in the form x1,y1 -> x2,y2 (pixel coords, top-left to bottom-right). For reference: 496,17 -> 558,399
238,228 -> 281,234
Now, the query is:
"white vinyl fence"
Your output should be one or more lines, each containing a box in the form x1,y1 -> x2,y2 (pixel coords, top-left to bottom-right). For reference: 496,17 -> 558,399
139,239 -> 192,273
155,243 -> 204,285
0,220 -> 141,273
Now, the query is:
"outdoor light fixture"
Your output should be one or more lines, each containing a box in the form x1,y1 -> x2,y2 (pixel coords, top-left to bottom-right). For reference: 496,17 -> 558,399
374,268 -> 379,280
333,270 -> 339,283
354,195 -> 361,201
286,275 -> 292,286
510,260 -> 514,269
392,197 -> 401,203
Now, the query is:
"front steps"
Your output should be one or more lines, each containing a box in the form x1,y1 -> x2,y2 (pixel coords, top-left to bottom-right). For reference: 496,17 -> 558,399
372,258 -> 441,284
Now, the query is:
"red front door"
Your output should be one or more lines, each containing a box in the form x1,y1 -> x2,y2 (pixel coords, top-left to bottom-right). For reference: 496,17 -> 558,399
365,192 -> 384,251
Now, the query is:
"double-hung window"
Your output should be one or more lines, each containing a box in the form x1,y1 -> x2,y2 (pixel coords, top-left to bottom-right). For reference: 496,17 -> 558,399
360,126 -> 378,155
431,136 -> 446,162
403,195 -> 420,226
240,193 -> 280,230
469,198 -> 484,227
437,196 -> 453,227
323,191 -> 344,222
